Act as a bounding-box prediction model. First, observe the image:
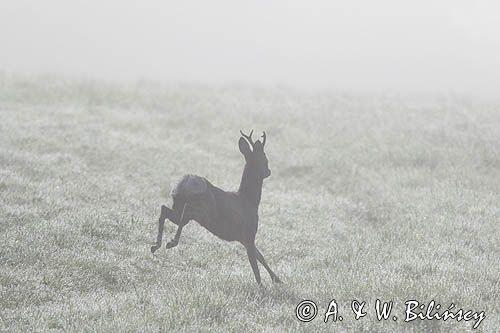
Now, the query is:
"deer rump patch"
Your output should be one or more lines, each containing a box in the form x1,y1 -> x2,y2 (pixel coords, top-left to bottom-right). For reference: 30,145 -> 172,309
171,174 -> 208,200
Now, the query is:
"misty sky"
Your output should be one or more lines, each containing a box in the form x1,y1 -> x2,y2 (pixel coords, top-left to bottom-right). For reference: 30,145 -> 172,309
1,0 -> 499,95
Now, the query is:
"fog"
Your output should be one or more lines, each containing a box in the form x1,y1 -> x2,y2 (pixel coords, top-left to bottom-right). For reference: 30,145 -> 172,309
1,0 -> 499,95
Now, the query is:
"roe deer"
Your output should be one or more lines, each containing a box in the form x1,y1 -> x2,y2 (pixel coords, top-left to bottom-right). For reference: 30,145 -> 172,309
151,130 -> 281,284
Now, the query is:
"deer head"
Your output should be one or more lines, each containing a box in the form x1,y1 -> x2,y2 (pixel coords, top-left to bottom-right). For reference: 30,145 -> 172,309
239,130 -> 271,179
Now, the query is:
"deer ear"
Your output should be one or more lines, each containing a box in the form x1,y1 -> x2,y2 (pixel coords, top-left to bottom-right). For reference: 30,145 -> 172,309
239,137 -> 252,158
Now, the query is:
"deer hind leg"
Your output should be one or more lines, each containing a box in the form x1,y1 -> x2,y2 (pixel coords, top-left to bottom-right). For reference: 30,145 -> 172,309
245,243 -> 262,285
256,248 -> 282,283
165,203 -> 190,249
151,205 -> 172,253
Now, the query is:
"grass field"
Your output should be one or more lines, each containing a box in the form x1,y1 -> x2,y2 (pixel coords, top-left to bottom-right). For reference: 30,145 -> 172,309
1,74 -> 499,332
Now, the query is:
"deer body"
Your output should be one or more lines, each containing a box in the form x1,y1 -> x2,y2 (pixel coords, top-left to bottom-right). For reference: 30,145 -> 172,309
151,131 -> 281,284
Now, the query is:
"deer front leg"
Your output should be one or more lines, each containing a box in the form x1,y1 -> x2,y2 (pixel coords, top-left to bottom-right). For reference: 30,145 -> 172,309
256,248 -> 282,283
246,243 -> 262,285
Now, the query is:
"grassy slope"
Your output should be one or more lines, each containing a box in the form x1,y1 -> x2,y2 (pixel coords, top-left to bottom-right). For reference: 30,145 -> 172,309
1,74 -> 499,332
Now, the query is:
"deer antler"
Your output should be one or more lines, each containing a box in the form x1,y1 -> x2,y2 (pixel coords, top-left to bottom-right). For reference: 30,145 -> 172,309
261,131 -> 266,147
240,130 -> 254,147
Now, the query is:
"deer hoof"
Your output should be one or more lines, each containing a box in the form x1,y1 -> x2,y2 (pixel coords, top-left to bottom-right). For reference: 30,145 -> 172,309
272,276 -> 283,283
165,241 -> 177,249
151,244 -> 161,253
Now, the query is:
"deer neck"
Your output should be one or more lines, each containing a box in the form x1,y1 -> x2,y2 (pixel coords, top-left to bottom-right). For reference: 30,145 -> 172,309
238,163 -> 263,206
